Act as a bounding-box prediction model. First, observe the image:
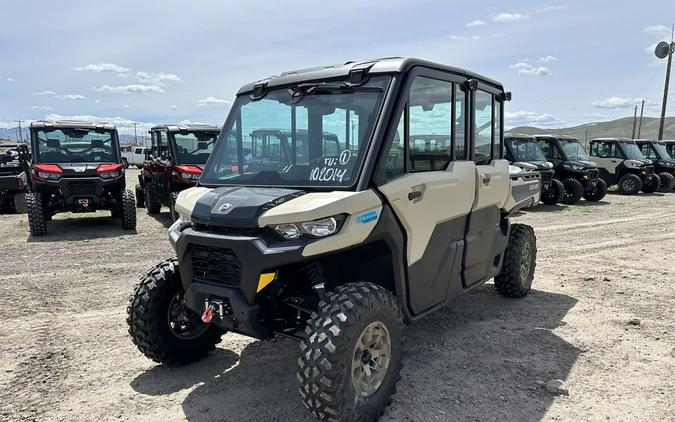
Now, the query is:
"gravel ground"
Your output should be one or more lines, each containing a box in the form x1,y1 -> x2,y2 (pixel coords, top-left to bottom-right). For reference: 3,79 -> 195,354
0,169 -> 673,422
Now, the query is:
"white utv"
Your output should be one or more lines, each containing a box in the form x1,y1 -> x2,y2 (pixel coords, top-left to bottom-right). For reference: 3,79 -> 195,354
127,58 -> 539,422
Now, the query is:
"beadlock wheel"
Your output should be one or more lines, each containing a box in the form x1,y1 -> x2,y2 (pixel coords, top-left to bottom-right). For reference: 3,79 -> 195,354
351,321 -> 392,397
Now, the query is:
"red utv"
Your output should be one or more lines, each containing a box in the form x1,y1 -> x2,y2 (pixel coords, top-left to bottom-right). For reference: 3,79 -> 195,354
136,124 -> 219,220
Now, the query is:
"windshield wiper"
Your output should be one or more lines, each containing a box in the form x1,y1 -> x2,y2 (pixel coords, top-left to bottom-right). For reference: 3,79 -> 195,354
288,82 -> 382,104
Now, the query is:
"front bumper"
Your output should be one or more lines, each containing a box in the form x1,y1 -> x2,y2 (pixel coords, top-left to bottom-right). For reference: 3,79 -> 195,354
170,224 -> 308,339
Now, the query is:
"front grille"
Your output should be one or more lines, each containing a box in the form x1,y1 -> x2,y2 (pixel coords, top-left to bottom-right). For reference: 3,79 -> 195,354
191,245 -> 242,288
194,224 -> 262,237
68,183 -> 96,196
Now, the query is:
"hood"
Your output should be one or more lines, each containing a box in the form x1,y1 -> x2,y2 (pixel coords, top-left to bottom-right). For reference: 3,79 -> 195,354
566,160 -> 597,169
512,160 -> 552,170
189,186 -> 306,227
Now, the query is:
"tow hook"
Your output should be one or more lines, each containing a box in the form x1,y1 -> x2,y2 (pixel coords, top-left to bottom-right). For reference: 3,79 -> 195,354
201,299 -> 224,324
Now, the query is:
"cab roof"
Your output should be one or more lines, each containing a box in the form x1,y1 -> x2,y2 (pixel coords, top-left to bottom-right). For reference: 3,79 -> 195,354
150,123 -> 220,132
237,57 -> 504,95
505,133 -> 536,140
533,134 -> 580,142
590,137 -> 634,143
30,120 -> 116,130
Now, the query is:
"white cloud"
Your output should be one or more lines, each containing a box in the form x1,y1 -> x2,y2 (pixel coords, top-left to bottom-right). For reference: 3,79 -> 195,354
538,55 -> 557,63
170,105 -> 179,111
510,62 -> 550,75
509,62 -> 532,69
55,94 -> 86,100
535,5 -> 568,14
123,104 -> 129,108
6,78 -> 15,82
642,25 -> 671,36
31,105 -> 53,111
33,90 -> 56,96
472,35 -> 481,40
493,13 -> 530,22
466,19 -> 486,27
592,96 -> 659,109
135,71 -> 182,86
73,63 -> 130,73
94,84 -> 165,95
505,110 -> 564,128
45,113 -> 156,136
196,96 -> 231,107
448,35 -> 468,41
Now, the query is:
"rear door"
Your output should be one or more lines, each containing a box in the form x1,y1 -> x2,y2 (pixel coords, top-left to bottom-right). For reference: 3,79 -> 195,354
463,85 -> 509,287
377,70 -> 476,315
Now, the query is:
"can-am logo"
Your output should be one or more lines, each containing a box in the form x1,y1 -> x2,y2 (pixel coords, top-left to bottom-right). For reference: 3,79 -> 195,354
218,203 -> 232,212
73,166 -> 86,173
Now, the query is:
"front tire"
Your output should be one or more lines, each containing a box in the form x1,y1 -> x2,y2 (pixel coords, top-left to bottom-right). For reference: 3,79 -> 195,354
26,192 -> 47,236
121,189 -> 137,230
495,224 -> 536,298
560,178 -> 584,205
126,259 -> 224,365
657,172 -> 674,192
583,179 -> 608,202
13,192 -> 27,214
145,183 -> 161,214
298,282 -> 404,422
641,174 -> 660,193
618,174 -> 642,195
135,184 -> 145,208
541,179 -> 564,205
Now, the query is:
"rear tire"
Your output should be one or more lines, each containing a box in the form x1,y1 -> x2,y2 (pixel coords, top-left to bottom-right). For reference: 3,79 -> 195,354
560,178 -> 584,205
495,223 -> 536,298
618,174 -> 642,195
121,189 -> 137,230
298,282 -> 404,422
126,258 -> 224,365
583,179 -> 608,202
13,193 -> 27,214
135,184 -> 145,208
26,192 -> 47,236
541,179 -> 564,205
145,183 -> 161,214
657,172 -> 674,192
640,174 -> 660,193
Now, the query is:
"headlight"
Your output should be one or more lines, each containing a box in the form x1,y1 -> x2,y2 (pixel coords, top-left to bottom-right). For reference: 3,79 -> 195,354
178,213 -> 192,225
38,171 -> 60,180
273,223 -> 301,239
625,160 -> 642,169
571,165 -> 584,171
301,217 -> 338,237
99,171 -> 119,179
180,172 -> 200,180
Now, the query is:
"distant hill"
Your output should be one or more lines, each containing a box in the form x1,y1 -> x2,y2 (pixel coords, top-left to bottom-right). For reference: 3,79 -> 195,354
509,116 -> 675,148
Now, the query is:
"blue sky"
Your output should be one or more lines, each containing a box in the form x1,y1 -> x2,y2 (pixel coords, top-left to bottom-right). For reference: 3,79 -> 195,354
0,0 -> 673,135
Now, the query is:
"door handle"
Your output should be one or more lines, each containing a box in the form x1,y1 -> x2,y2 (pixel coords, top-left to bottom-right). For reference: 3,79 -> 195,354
408,190 -> 423,201
482,174 -> 491,186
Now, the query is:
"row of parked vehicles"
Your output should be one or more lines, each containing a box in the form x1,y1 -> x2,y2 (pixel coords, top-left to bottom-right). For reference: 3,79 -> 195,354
2,57 -> 674,422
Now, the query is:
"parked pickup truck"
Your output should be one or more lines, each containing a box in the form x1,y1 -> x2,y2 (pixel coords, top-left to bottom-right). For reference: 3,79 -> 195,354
121,145 -> 147,168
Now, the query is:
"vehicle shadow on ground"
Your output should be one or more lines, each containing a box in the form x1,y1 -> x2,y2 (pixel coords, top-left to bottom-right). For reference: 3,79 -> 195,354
129,286 -> 579,422
606,190 -> 665,197
147,211 -> 174,229
527,204 -> 566,213
27,216 -> 137,242
571,199 -> 610,207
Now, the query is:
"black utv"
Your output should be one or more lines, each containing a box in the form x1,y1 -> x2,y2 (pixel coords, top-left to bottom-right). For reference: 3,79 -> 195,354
127,57 -> 539,422
504,134 -> 562,205
534,135 -> 607,204
137,124 -> 219,221
0,143 -> 30,213
635,139 -> 675,192
589,138 -> 660,195
25,121 -> 136,236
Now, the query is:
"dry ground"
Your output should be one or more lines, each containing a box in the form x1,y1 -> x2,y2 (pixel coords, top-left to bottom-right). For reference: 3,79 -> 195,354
0,169 -> 673,422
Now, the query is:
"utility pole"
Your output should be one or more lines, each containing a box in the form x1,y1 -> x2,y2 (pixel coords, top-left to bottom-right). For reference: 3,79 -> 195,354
631,105 -> 638,138
14,120 -> 24,142
657,25 -> 674,140
637,99 -> 645,139
133,123 -> 138,145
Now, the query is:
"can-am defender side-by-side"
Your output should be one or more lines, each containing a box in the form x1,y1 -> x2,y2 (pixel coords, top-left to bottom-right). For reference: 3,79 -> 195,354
0,143 -> 30,213
137,124 -> 219,221
589,138 -> 661,195
635,139 -> 675,192
534,135 -> 607,204
504,134 -> 562,205
126,58 -> 539,422
25,121 -> 136,236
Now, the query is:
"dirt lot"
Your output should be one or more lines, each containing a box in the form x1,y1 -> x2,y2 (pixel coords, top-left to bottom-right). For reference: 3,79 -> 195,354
0,169 -> 673,422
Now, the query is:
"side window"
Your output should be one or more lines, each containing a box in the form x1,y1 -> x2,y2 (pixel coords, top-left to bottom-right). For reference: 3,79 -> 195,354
595,142 -> 616,158
642,144 -> 657,159
159,131 -> 169,159
538,140 -> 553,159
150,131 -> 159,157
474,90 -> 493,165
494,100 -> 502,158
378,112 -> 406,182
408,77 -> 452,171
590,142 -> 599,157
454,84 -> 466,160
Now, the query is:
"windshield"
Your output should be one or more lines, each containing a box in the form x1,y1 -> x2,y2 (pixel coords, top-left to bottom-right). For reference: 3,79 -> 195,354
621,142 -> 645,160
652,142 -> 672,159
34,128 -> 118,163
559,139 -> 590,160
173,131 -> 218,164
509,138 -> 547,161
201,76 -> 390,188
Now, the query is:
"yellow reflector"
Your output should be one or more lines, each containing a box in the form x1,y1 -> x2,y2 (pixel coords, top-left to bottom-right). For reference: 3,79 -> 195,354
257,272 -> 276,293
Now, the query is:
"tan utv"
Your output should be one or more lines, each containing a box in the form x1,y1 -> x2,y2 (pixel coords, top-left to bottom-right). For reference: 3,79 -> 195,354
126,58 -> 538,422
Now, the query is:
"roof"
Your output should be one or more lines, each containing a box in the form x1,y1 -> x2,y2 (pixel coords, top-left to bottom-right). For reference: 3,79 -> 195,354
590,137 -> 634,142
532,134 -> 580,141
505,133 -> 536,140
236,57 -> 504,95
151,123 -> 220,132
30,120 -> 116,130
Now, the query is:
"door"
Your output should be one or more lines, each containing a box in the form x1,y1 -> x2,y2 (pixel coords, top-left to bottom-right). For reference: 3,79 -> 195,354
590,141 -> 622,183
377,73 -> 476,315
154,130 -> 172,203
463,88 -> 509,287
